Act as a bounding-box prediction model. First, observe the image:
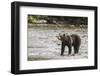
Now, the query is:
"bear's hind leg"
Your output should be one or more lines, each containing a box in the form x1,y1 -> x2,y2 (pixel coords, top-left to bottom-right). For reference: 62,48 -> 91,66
74,46 -> 79,54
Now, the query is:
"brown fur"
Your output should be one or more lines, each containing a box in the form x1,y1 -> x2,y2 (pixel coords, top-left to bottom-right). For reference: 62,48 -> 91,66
56,33 -> 81,56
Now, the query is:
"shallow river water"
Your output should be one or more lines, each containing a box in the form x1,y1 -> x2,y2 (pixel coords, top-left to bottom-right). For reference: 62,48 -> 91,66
27,26 -> 88,61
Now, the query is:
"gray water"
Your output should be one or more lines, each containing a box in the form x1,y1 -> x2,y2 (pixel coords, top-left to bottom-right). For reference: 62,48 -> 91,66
27,26 -> 88,61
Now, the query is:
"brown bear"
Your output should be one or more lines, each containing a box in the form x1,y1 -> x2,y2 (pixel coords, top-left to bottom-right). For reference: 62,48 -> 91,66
56,33 -> 81,56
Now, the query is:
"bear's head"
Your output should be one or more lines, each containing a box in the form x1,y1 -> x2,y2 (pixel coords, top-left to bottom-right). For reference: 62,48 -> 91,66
56,33 -> 70,43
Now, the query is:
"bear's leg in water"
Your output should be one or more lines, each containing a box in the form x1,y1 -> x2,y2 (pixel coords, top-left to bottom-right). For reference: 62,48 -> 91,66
61,42 -> 65,56
74,46 -> 79,54
68,45 -> 72,55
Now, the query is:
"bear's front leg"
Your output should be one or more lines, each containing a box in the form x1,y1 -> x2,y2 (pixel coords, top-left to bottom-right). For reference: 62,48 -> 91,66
68,45 -> 72,55
61,42 -> 65,56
